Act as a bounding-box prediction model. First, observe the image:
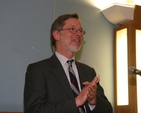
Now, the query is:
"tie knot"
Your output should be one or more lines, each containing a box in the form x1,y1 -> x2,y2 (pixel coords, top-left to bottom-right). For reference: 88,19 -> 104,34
67,59 -> 74,67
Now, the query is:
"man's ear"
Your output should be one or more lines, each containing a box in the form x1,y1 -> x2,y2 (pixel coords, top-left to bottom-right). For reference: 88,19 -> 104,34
52,30 -> 60,41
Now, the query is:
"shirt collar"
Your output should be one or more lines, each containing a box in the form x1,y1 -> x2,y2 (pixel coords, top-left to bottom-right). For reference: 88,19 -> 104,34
55,51 -> 75,66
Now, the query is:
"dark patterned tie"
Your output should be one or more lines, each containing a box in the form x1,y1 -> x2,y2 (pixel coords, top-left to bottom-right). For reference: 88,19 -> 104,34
67,60 -> 85,113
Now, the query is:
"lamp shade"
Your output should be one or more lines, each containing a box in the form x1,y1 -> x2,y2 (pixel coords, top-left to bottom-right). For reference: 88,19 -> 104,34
101,4 -> 134,24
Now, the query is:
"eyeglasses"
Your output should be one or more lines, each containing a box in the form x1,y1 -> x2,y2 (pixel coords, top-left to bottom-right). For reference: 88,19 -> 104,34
58,28 -> 86,35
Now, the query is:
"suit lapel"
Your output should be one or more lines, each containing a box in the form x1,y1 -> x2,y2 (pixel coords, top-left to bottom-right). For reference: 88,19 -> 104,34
75,61 -> 90,89
49,54 -> 74,98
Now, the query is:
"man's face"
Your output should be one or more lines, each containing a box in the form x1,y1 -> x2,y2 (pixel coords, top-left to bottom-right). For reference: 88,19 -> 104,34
57,18 -> 84,53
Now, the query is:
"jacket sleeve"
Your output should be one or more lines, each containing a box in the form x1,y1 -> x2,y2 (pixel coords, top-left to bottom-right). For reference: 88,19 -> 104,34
76,62 -> 113,113
91,84 -> 113,113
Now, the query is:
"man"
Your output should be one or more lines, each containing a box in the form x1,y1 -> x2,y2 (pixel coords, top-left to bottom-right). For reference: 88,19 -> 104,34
24,13 -> 113,113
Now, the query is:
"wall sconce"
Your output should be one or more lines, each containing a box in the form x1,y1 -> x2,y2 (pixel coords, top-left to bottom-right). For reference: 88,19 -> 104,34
101,3 -> 134,24
113,5 -> 141,113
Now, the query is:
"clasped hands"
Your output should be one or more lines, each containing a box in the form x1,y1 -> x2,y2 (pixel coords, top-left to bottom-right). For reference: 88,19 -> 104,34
75,75 -> 100,107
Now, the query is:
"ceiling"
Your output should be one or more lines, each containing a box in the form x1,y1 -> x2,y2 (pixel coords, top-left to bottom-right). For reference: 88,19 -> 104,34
82,0 -> 141,9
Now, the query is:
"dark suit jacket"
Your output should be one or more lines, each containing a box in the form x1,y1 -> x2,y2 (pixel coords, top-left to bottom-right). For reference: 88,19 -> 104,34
24,54 -> 113,113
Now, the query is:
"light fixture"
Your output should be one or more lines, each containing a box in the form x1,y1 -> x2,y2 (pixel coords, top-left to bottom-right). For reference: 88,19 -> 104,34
101,3 -> 134,24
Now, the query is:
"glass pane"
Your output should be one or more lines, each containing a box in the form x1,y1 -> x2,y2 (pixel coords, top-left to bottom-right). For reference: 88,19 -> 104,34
136,29 -> 141,113
116,28 -> 129,105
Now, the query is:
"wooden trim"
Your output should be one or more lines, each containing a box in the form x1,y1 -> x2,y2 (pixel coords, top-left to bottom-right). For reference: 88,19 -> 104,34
114,5 -> 141,113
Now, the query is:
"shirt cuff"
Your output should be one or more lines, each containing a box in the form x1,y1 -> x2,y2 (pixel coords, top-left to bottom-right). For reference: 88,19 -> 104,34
88,103 -> 96,111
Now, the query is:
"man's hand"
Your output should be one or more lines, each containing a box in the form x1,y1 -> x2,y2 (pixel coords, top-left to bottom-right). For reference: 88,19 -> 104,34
75,75 -> 100,107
